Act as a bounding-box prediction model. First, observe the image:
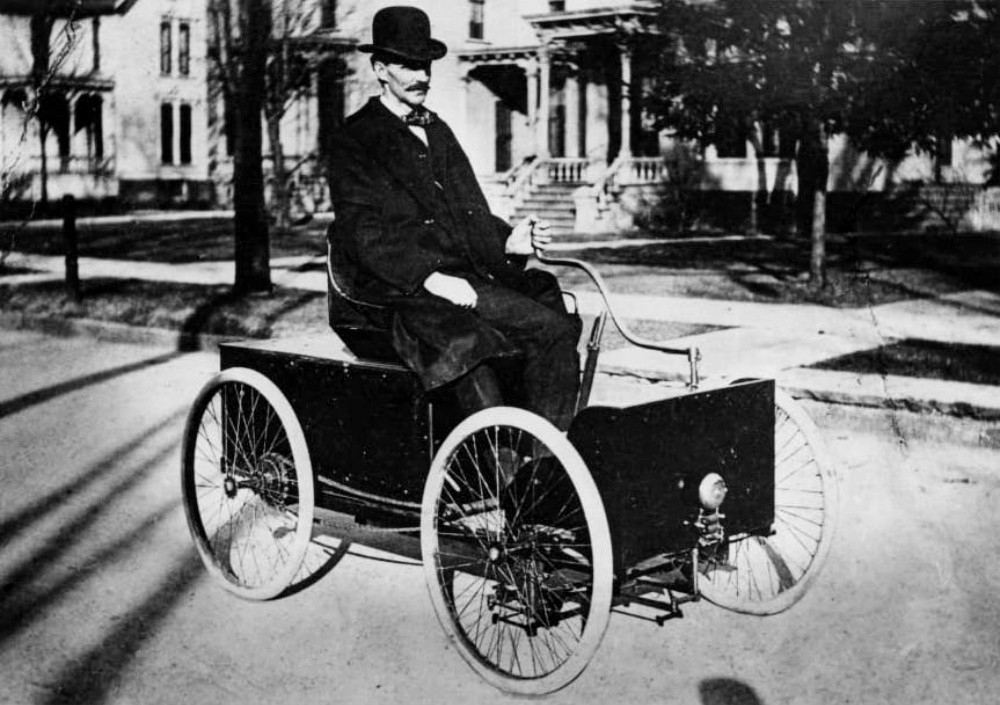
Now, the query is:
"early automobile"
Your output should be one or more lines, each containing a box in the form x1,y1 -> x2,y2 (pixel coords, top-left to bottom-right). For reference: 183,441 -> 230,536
180,251 -> 838,695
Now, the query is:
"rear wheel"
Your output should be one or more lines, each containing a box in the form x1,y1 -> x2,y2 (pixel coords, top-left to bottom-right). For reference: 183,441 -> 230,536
421,407 -> 613,695
181,368 -> 314,600
699,389 -> 838,615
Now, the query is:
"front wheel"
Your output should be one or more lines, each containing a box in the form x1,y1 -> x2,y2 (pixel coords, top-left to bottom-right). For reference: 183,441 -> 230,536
699,389 -> 839,615
421,407 -> 613,695
180,368 -> 315,600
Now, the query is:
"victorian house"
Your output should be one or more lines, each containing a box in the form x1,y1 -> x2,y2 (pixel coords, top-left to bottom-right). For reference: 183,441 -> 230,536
3,0 -> 995,231
0,0 -> 211,210
253,0 -> 996,234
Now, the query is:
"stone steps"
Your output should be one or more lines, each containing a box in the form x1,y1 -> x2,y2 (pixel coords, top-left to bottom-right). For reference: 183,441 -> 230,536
511,182 -> 582,235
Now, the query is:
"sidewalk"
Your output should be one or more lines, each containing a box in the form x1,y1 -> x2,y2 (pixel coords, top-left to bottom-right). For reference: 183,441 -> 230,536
4,247 -> 999,419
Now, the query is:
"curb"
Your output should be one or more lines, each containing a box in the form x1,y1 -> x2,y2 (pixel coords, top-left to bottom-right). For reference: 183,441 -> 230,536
0,312 -> 238,352
779,368 -> 1000,421
599,363 -> 1000,422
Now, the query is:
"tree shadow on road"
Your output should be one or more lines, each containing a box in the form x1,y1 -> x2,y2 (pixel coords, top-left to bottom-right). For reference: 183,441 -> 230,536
0,428 -> 183,645
38,550 -> 207,705
0,351 -> 181,419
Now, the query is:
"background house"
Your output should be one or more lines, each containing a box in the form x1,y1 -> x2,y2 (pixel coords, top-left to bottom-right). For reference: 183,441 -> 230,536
0,0 -> 212,211
3,0 -> 996,232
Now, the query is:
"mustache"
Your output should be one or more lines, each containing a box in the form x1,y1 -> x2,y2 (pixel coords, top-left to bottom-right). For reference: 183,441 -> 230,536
408,82 -> 430,91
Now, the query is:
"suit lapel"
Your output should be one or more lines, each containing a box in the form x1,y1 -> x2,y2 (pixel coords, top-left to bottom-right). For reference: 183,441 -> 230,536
359,99 -> 438,212
425,120 -> 450,186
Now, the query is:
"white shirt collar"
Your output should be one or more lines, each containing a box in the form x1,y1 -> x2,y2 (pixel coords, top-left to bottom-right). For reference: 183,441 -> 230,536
380,95 -> 428,145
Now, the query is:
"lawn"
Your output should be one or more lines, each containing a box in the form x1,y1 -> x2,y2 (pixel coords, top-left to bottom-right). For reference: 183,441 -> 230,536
4,216 -> 996,308
553,232 -> 1000,307
0,216 -> 329,263
0,277 -> 714,349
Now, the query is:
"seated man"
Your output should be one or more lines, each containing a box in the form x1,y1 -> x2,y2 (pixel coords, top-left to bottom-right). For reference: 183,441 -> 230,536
325,6 -> 580,431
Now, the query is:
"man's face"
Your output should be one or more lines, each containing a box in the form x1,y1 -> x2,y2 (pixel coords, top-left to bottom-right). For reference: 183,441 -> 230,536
373,57 -> 432,109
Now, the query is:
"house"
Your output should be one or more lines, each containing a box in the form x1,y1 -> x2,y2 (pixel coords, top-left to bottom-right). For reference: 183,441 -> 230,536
0,0 -> 212,210
3,0 -> 995,232
249,0 -> 997,234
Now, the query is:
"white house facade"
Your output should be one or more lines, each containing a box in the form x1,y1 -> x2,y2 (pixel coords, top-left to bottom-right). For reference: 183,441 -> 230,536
0,0 -> 211,210
2,0 -> 996,232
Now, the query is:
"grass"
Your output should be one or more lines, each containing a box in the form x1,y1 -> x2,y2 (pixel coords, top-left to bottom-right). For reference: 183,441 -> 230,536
0,276 -> 716,349
554,232 -> 1000,308
0,278 -> 330,339
0,216 -> 329,263
6,216 -> 995,307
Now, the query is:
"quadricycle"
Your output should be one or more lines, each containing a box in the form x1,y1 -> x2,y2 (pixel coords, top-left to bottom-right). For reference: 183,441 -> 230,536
180,250 -> 838,695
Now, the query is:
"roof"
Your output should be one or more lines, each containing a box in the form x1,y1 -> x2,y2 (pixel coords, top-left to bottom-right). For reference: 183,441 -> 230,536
0,0 -> 139,18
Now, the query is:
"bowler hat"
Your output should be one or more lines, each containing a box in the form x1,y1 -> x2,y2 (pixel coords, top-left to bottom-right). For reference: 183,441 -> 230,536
358,6 -> 447,62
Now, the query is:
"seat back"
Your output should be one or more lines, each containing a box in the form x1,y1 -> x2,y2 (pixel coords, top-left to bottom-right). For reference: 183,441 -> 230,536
326,239 -> 401,364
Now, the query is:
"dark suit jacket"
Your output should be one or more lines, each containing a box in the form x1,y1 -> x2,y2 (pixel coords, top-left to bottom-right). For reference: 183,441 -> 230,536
327,97 -> 522,301
326,97 -> 547,389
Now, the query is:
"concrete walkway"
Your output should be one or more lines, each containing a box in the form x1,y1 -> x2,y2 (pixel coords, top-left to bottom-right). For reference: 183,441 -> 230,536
4,245 -> 999,419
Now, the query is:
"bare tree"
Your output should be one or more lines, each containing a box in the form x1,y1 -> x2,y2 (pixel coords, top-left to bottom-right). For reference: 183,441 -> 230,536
1,5 -> 81,268
208,0 -> 273,294
264,0 -> 321,231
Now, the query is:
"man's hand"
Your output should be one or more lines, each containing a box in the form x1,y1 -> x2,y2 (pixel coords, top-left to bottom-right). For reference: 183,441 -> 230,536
506,215 -> 552,256
423,272 -> 478,308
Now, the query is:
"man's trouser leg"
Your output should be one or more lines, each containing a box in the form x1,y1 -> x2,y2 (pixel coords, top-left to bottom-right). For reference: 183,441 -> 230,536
471,274 -> 581,432
448,363 -> 504,417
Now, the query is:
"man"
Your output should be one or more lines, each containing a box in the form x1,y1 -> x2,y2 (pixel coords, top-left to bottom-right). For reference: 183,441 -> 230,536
326,6 -> 580,431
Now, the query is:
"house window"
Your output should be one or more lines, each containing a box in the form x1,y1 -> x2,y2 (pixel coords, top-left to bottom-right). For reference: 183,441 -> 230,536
161,103 -> 174,164
160,21 -> 172,74
180,104 -> 192,165
178,23 -> 190,76
469,0 -> 484,40
549,1 -> 566,11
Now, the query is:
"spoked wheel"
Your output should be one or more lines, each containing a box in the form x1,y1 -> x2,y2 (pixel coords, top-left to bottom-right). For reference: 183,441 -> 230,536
181,368 -> 314,600
699,389 -> 839,615
421,408 -> 613,695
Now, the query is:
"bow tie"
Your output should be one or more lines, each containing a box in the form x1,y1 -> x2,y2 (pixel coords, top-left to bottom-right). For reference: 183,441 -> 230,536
403,108 -> 436,127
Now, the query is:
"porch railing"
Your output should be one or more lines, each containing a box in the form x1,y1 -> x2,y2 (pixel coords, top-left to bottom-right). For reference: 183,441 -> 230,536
594,156 -> 670,213
544,157 -> 592,184
29,155 -> 115,176
614,156 -> 670,185
505,157 -> 547,210
503,156 -> 596,211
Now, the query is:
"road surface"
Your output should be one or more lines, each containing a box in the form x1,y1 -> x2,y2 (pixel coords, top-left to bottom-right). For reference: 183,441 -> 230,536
1,330 -> 997,705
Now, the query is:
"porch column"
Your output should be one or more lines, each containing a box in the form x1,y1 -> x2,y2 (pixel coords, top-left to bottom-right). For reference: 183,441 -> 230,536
458,62 -> 472,148
0,93 -> 5,164
525,58 -> 539,152
537,45 -> 551,158
564,69 -> 581,159
617,44 -> 633,159
65,94 -> 76,172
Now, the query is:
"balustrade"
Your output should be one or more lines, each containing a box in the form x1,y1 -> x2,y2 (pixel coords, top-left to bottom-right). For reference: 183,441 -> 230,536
545,157 -> 591,184
30,155 -> 115,175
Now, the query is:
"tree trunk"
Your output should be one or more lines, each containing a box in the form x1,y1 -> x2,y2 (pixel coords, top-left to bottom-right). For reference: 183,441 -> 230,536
265,110 -> 290,232
231,0 -> 272,295
796,119 -> 829,289
39,123 -> 49,206
809,188 -> 827,289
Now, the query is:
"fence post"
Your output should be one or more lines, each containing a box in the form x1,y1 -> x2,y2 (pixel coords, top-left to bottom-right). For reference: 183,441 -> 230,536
62,194 -> 80,302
